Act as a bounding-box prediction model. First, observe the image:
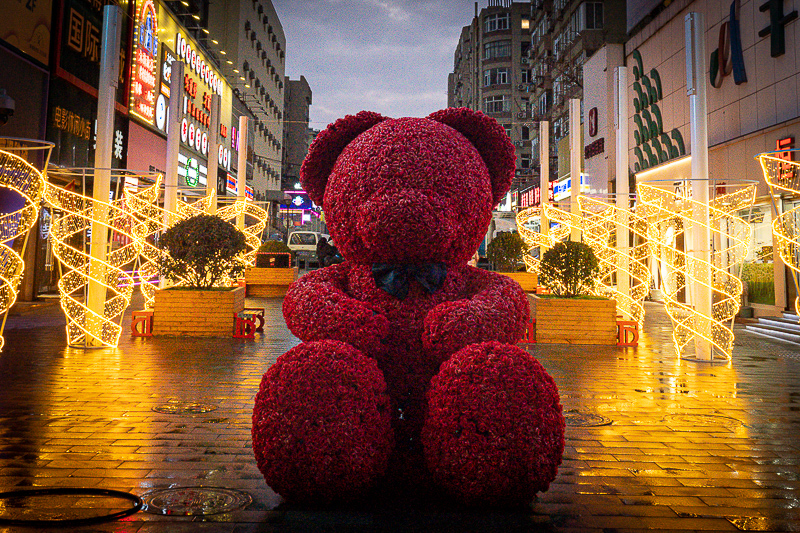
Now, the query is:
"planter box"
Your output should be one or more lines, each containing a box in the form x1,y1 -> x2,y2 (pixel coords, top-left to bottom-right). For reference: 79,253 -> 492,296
501,271 -> 538,292
528,293 -> 617,345
153,286 -> 245,337
244,267 -> 298,297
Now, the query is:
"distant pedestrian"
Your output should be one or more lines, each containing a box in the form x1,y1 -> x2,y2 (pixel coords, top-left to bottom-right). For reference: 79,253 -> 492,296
316,237 -> 332,268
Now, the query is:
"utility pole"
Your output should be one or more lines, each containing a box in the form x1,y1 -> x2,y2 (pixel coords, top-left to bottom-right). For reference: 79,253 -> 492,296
615,67 -> 630,302
236,115 -> 248,230
569,98 -> 581,241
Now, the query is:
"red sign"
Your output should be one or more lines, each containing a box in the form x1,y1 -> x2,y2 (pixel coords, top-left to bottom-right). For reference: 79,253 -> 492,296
129,0 -> 158,125
777,137 -> 795,181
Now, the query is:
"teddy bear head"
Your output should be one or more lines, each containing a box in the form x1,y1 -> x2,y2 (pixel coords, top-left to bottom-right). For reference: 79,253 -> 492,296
300,108 -> 515,266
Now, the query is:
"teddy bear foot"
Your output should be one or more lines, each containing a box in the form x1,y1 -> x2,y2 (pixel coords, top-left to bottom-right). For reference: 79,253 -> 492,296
422,341 -> 565,506
252,340 -> 394,503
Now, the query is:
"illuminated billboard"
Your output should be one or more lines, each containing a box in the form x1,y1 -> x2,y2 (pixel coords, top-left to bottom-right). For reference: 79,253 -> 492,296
130,0 -> 159,125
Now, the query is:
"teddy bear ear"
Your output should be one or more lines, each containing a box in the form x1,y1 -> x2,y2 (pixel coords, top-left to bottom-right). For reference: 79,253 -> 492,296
427,108 -> 516,206
300,111 -> 389,207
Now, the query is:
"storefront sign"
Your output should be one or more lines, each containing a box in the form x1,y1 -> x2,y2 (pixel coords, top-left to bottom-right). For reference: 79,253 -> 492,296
52,106 -> 91,140
585,138 -> 604,159
518,182 -> 554,208
553,174 -> 587,201
588,107 -> 598,137
178,153 -> 207,187
175,32 -> 223,97
0,0 -> 52,66
776,136 -> 796,181
710,0 -> 747,88
759,0 -> 798,58
130,0 -> 159,125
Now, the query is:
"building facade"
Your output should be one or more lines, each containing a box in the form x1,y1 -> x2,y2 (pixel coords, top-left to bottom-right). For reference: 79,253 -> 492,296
281,75 -> 312,191
619,0 -> 800,316
449,0 -> 534,192
208,0 -> 286,202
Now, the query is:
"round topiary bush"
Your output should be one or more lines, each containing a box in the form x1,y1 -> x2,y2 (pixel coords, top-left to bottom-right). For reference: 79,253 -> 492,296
486,231 -> 526,272
539,240 -> 600,297
158,213 -> 247,288
256,240 -> 293,267
422,341 -> 564,506
252,340 -> 394,503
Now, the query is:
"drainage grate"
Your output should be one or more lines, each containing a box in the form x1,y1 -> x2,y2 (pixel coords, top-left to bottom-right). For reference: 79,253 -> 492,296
152,401 -> 218,415
663,413 -> 743,428
141,487 -> 251,516
564,411 -> 612,427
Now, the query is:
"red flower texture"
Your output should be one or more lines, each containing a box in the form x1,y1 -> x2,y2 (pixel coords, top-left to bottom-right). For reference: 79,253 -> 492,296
253,108 -> 563,506
422,342 -> 565,506
252,340 -> 393,503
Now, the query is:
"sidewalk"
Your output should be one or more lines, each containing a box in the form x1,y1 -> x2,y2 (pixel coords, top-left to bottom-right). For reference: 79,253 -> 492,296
1,298 -> 799,532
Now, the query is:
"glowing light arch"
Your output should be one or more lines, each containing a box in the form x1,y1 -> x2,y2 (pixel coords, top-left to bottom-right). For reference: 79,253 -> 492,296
0,143 -> 51,350
637,182 -> 755,359
758,150 -> 800,315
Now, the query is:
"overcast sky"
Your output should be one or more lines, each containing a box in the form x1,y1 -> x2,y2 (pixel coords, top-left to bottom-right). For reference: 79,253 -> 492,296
272,0 -> 481,129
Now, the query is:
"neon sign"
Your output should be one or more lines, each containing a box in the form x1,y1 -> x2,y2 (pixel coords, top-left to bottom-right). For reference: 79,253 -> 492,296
130,0 -> 158,124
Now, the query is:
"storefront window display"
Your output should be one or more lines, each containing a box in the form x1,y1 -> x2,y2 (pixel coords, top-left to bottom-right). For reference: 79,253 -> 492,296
740,204 -> 775,305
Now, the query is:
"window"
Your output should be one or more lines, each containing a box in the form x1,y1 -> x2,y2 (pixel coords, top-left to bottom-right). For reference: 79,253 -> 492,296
522,126 -> 530,140
521,157 -> 531,169
521,17 -> 530,30
484,95 -> 510,114
502,124 -> 512,138
484,40 -> 511,60
484,13 -> 510,32
520,41 -> 531,56
521,69 -> 531,83
584,2 -> 603,30
538,91 -> 550,115
483,67 -> 509,87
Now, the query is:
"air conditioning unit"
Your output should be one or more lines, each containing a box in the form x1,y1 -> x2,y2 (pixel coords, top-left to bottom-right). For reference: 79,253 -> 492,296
516,112 -> 526,119
514,141 -> 525,147
521,57 -> 529,64
517,84 -> 525,91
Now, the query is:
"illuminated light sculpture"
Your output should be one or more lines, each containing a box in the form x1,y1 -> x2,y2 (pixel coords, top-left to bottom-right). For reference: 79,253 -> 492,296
758,150 -> 800,315
0,144 -> 50,351
578,196 -> 652,327
216,200 -> 268,267
637,182 -> 755,359
515,205 -> 571,273
44,179 -> 140,348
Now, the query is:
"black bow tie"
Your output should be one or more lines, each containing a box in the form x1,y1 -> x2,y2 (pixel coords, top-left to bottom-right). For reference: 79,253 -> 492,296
371,262 -> 448,300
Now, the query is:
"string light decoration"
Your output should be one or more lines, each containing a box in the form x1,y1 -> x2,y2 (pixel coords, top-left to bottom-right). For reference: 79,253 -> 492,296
44,179 -> 139,348
637,182 -> 755,359
578,196 -> 652,327
0,147 -> 48,351
515,205 -> 571,273
758,150 -> 800,315
216,200 -> 268,266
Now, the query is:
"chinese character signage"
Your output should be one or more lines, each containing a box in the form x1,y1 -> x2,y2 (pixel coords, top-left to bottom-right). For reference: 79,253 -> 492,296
0,0 -> 52,66
130,0 -> 159,125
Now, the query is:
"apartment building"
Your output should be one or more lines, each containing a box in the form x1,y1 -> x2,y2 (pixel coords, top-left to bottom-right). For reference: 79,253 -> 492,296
208,0 -> 286,202
449,1 -> 535,191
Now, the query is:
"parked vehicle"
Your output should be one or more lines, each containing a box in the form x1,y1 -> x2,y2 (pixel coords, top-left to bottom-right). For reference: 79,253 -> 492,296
287,231 -> 330,268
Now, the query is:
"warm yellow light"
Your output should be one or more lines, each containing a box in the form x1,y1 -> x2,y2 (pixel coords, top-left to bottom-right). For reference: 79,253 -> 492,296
515,205 -> 570,274
638,182 -> 755,359
44,181 -> 140,348
758,151 -> 800,314
578,196 -> 652,327
202,28 -> 209,34
0,149 -> 47,351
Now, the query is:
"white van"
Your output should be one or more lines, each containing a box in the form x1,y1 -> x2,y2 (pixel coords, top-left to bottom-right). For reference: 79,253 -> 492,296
287,231 -> 330,268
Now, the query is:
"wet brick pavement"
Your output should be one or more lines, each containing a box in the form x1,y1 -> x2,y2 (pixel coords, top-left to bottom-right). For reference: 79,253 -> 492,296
1,296 -> 799,532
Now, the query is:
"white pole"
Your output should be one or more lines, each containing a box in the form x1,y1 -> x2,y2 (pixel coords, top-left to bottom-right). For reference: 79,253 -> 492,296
206,94 -> 221,214
686,12 -> 713,360
569,98 -> 581,241
164,60 -> 183,224
236,115 -> 248,230
86,5 -> 122,347
615,67 -> 631,303
540,120 -> 550,240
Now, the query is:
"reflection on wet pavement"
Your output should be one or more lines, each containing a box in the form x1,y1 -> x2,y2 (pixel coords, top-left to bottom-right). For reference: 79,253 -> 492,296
0,299 -> 799,532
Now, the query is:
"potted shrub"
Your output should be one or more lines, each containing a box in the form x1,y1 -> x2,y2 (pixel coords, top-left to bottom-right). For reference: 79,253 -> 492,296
152,214 -> 247,336
487,231 -> 537,291
245,239 -> 298,297
530,240 -> 617,345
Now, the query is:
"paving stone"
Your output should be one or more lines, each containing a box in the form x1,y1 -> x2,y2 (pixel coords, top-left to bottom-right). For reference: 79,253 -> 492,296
1,299 -> 799,531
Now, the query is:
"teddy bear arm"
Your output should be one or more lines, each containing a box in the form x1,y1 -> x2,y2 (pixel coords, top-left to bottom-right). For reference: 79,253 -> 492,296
283,264 -> 389,352
423,273 -> 529,357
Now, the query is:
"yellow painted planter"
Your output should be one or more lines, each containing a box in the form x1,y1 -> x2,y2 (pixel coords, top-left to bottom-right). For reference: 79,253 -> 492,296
528,293 -> 617,345
244,267 -> 298,297
501,271 -> 538,292
153,286 -> 245,337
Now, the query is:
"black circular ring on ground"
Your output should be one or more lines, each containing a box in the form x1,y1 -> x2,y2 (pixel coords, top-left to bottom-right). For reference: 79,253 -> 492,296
0,487 -> 143,527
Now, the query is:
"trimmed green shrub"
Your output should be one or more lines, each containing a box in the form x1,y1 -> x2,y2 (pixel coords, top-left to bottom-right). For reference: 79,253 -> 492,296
256,240 -> 293,268
158,214 -> 247,288
539,240 -> 600,298
487,231 -> 526,272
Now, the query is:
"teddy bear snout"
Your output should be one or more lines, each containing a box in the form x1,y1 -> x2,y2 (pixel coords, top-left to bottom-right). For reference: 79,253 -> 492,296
357,190 -> 454,263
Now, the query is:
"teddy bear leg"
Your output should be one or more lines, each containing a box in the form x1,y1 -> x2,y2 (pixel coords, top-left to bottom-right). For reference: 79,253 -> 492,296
252,340 -> 394,503
422,341 -> 565,506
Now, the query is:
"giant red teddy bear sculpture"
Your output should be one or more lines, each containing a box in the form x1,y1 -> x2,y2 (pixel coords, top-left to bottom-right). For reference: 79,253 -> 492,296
252,108 -> 564,506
